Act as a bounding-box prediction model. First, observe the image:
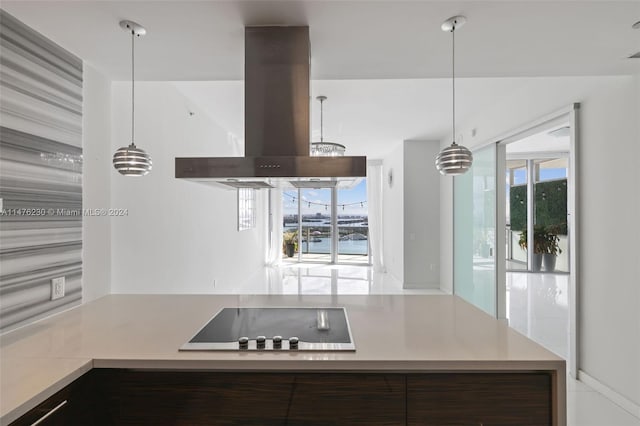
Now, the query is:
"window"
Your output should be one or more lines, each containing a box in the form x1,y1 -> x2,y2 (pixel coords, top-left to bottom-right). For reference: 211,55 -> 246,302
281,180 -> 369,264
238,188 -> 256,231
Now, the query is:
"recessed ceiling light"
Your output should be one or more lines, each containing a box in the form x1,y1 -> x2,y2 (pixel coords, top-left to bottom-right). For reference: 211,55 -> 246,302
633,20 -> 640,30
548,127 -> 570,138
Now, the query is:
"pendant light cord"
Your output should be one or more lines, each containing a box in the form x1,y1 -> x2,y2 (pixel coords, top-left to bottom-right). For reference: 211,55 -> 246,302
131,29 -> 135,147
320,97 -> 324,142
114,20 -> 151,176
451,24 -> 456,146
435,16 -> 472,175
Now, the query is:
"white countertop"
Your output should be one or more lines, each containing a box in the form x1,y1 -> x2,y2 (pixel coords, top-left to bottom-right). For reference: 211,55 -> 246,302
0,294 -> 565,424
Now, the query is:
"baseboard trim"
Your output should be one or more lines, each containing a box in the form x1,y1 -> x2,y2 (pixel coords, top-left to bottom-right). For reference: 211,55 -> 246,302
403,281 -> 439,290
578,370 -> 640,419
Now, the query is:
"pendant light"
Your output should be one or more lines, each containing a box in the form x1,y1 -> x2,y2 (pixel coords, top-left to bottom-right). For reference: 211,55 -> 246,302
113,20 -> 152,176
311,96 -> 346,157
435,16 -> 473,176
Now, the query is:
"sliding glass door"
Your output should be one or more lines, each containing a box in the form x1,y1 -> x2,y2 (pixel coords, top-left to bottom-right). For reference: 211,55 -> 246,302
506,158 -> 570,273
337,180 -> 369,264
299,188 -> 333,262
454,144 -> 497,316
282,182 -> 369,264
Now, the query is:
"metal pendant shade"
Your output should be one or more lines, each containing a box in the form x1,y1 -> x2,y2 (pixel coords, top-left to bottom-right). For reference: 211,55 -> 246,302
113,20 -> 152,177
435,144 -> 473,175
435,16 -> 473,176
113,144 -> 152,176
311,96 -> 346,157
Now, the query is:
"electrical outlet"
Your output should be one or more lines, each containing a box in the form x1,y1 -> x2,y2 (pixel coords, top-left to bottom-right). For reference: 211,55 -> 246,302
51,277 -> 65,300
212,279 -> 216,288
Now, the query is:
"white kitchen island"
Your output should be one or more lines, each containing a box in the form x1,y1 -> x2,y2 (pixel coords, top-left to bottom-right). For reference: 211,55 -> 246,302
0,294 -> 565,425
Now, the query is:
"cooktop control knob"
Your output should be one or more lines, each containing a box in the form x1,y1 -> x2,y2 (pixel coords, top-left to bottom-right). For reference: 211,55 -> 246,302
289,337 -> 299,350
273,336 -> 282,349
238,336 -> 249,350
256,335 -> 266,349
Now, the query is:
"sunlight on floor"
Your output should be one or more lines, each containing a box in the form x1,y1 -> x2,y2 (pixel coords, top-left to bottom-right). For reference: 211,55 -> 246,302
507,272 -> 569,359
213,264 -> 443,295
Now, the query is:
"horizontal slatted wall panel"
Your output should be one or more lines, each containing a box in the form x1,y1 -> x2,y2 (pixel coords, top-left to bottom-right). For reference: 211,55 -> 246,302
0,9 -> 83,331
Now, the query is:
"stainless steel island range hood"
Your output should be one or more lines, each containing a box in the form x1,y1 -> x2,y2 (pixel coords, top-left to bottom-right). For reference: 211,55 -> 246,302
175,26 -> 366,189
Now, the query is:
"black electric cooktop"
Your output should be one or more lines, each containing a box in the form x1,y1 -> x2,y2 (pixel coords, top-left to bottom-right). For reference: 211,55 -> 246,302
180,307 -> 355,351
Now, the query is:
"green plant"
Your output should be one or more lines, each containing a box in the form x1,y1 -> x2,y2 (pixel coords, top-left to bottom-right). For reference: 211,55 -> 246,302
518,224 -> 563,256
282,231 -> 298,254
518,225 -> 547,254
510,180 -> 569,236
543,225 -> 563,256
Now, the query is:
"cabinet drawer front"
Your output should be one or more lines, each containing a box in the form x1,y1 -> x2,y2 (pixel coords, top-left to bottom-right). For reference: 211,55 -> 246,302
286,374 -> 406,426
113,371 -> 406,425
114,372 -> 295,425
407,373 -> 552,426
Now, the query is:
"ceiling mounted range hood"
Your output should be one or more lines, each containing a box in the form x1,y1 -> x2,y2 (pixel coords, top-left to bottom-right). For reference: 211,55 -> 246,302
175,26 -> 366,189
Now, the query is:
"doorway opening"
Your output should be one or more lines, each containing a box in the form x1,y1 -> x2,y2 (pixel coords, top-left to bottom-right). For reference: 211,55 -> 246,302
498,107 -> 579,378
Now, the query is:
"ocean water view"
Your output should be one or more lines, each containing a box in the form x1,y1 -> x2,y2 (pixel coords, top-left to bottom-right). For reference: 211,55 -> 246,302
284,220 -> 369,256
283,182 -> 369,257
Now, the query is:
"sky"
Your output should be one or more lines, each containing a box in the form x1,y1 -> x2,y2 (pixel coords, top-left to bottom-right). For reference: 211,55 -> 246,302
513,168 -> 567,185
283,179 -> 367,216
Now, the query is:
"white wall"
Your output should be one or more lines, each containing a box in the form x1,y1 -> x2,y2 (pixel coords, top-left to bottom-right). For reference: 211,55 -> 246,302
404,140 -> 440,288
382,142 -> 404,284
110,82 -> 266,294
441,75 -> 640,407
82,64 -> 111,302
383,140 -> 441,289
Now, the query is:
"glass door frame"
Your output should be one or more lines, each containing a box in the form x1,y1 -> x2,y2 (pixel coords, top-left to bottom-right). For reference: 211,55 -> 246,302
291,186 -> 371,266
295,187 -> 334,263
495,104 -> 580,378
453,143 -> 500,318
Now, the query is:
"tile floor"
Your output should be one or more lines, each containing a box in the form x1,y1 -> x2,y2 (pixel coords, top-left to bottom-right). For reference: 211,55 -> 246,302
507,272 -> 570,359
507,271 -> 640,426
218,263 -> 442,295
282,253 -> 371,264
567,384 -> 640,426
213,264 -> 639,425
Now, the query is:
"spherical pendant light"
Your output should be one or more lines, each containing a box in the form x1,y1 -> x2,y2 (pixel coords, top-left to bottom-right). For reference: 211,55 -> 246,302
435,16 -> 473,176
112,144 -> 152,176
113,20 -> 152,177
435,144 -> 473,175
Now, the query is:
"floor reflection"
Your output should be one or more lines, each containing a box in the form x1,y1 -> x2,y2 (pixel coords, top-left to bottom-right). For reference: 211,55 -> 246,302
507,272 -> 569,358
220,264 -> 443,295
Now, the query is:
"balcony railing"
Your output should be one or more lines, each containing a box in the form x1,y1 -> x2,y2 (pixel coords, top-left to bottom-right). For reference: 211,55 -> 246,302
283,224 -> 369,260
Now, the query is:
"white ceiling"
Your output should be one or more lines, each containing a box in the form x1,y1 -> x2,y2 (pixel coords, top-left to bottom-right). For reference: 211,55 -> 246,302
173,78 -> 528,158
3,1 -> 640,81
506,125 -> 571,155
3,1 -> 638,159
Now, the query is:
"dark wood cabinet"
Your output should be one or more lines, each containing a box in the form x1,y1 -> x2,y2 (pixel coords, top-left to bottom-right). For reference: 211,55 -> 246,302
112,371 -> 294,425
106,371 -> 405,425
9,396 -> 70,426
407,373 -> 552,425
10,371 -> 111,426
12,369 -> 555,425
286,374 -> 405,425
